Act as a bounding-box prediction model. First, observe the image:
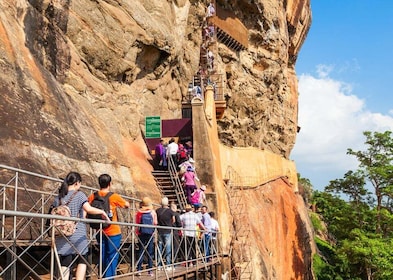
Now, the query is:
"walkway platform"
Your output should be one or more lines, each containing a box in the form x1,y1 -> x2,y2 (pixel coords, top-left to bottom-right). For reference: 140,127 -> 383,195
0,164 -> 223,280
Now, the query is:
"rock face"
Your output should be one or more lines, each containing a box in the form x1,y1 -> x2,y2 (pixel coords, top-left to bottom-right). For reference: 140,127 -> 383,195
0,0 -> 312,278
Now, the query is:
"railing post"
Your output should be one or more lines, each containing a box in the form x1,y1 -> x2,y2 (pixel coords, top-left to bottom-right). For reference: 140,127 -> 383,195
1,181 -> 5,239
9,172 -> 19,279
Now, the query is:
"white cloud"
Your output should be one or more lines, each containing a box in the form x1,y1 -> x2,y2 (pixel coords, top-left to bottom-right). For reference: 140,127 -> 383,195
291,69 -> 393,189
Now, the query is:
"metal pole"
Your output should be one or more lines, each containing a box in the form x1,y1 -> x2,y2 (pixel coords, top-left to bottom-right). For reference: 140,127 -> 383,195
10,172 -> 18,279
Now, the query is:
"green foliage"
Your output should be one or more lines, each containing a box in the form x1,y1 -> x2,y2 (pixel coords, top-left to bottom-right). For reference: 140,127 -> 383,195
315,237 -> 335,262
325,170 -> 369,203
346,131 -> 393,234
298,173 -> 313,203
309,130 -> 393,279
338,229 -> 393,279
313,238 -> 345,280
312,254 -> 337,280
312,191 -> 361,240
310,212 -> 323,232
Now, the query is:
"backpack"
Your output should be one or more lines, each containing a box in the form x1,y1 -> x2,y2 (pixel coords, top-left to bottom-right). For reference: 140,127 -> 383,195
86,191 -> 113,229
50,191 -> 78,237
139,212 -> 154,234
190,189 -> 201,204
178,147 -> 188,160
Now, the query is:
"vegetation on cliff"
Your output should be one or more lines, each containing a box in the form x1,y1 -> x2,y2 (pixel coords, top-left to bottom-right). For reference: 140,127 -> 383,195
306,131 -> 393,279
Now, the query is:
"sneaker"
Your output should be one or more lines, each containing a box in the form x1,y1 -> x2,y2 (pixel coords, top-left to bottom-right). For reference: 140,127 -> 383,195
136,272 -> 141,276
158,266 -> 164,271
166,266 -> 175,271
148,272 -> 154,277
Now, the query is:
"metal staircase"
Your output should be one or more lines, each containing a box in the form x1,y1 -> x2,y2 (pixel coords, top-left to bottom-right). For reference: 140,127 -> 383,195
182,0 -> 227,120
152,156 -> 187,210
225,166 -> 253,280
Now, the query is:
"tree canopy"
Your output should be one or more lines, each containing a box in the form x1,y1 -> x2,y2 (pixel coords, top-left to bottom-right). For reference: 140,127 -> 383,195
309,131 -> 393,280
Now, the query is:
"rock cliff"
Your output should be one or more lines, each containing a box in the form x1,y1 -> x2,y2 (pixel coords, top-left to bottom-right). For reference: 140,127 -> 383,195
0,0 -> 313,278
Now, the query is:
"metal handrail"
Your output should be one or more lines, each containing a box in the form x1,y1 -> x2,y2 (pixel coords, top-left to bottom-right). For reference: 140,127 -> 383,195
166,157 -> 188,210
0,209 -> 222,279
0,164 -> 222,279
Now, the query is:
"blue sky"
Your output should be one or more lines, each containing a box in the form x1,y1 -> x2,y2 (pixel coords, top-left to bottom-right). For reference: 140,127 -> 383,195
291,1 -> 393,191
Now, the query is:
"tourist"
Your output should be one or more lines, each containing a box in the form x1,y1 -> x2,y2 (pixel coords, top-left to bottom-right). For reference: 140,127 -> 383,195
135,197 -> 157,276
207,2 -> 215,17
166,138 -> 179,168
209,211 -> 220,257
177,143 -> 189,164
184,140 -> 193,158
170,203 -> 184,263
180,204 -> 206,267
191,184 -> 207,209
88,174 -> 130,279
178,157 -> 195,175
181,166 -> 199,204
156,197 -> 175,270
162,141 -> 168,170
200,206 -> 212,262
154,139 -> 164,170
53,172 -> 109,280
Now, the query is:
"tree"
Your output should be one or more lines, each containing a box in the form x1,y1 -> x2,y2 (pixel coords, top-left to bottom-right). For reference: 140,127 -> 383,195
325,170 -> 368,204
325,170 -> 372,233
347,131 -> 393,234
298,173 -> 313,204
311,131 -> 393,279
338,229 -> 393,280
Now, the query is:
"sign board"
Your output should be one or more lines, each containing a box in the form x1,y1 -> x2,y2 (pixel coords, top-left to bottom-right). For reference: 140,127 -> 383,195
145,116 -> 161,138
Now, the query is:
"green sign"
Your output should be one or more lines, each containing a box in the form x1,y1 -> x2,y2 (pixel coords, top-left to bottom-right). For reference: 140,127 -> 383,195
145,116 -> 161,138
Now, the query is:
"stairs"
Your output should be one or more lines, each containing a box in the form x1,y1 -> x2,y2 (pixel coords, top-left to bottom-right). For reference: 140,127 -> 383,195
152,157 -> 188,210
152,170 -> 177,203
225,166 -> 253,280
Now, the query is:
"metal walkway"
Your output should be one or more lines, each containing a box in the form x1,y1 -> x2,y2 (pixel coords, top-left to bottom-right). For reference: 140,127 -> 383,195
0,164 -> 222,280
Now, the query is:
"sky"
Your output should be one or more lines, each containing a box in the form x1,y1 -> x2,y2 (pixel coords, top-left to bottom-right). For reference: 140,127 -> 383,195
290,1 -> 393,191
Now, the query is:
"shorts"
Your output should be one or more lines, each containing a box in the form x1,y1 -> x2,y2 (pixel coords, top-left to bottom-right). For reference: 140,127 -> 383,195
60,253 -> 89,267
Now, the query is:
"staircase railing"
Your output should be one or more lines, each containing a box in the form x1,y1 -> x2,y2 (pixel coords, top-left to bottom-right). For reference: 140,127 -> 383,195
224,166 -> 253,280
167,156 -> 188,210
0,164 -> 222,279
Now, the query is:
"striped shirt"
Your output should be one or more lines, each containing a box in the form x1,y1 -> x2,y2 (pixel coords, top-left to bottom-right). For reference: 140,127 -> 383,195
54,190 -> 89,256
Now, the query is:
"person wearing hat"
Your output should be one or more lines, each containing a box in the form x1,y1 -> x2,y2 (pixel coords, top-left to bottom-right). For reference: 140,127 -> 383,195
181,166 -> 199,204
190,185 -> 207,209
180,204 -> 206,267
178,157 -> 195,175
135,197 -> 157,276
156,197 -> 176,271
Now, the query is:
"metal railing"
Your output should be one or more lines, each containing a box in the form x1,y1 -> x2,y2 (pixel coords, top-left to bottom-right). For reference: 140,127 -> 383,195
166,157 -> 188,210
224,166 -> 253,280
0,164 -> 221,279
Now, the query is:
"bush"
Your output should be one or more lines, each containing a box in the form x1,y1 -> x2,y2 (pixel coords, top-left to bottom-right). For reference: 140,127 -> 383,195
310,212 -> 323,232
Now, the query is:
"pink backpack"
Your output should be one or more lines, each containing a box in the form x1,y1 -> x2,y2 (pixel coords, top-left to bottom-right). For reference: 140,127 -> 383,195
191,189 -> 201,204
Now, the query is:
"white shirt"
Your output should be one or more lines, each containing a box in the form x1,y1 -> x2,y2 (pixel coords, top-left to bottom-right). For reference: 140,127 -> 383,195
167,142 -> 179,155
210,218 -> 219,239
